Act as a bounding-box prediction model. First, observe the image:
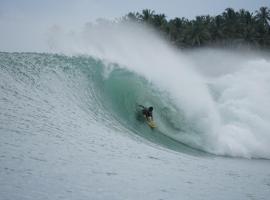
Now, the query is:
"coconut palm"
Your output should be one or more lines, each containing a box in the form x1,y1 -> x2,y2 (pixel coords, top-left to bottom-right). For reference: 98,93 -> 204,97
139,9 -> 155,22
237,9 -> 257,44
210,15 -> 225,41
121,7 -> 270,48
222,8 -> 239,38
255,7 -> 270,28
255,7 -> 270,46
152,14 -> 166,27
184,16 -> 211,46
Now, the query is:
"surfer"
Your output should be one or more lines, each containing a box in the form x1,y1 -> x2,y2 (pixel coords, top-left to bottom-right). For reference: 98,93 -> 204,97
139,105 -> 154,121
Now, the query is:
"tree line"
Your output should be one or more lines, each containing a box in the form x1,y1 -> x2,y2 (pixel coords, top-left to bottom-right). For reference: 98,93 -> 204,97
121,7 -> 270,49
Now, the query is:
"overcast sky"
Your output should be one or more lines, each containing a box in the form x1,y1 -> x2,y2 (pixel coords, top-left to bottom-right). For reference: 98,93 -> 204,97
0,0 -> 269,52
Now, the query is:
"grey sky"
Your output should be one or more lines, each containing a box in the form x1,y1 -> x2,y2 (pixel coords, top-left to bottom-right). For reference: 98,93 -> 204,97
0,0 -> 269,52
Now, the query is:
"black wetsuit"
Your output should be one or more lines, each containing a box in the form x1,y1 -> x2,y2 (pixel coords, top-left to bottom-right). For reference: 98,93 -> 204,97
142,108 -> 153,119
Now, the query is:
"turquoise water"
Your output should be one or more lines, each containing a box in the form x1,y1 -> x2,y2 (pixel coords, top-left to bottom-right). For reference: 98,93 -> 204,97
0,52 -> 270,200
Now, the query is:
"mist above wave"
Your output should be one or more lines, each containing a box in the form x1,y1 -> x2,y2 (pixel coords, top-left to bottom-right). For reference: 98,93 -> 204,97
45,22 -> 270,158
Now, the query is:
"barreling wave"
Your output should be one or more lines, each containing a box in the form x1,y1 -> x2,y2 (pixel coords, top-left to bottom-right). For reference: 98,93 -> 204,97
1,50 -> 270,159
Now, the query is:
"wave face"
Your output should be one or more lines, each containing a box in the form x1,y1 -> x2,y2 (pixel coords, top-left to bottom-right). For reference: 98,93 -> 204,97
1,48 -> 270,159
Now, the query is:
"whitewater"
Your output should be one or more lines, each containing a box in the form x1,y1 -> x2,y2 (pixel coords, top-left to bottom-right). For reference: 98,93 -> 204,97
1,22 -> 270,199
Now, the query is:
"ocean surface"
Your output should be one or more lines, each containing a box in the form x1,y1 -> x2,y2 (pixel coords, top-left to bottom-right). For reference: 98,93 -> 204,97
1,23 -> 270,200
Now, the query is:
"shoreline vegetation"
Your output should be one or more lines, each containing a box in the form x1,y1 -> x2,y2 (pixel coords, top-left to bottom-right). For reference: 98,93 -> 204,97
118,7 -> 270,50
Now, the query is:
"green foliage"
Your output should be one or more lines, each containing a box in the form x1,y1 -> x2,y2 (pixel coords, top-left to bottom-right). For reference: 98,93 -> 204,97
121,7 -> 270,49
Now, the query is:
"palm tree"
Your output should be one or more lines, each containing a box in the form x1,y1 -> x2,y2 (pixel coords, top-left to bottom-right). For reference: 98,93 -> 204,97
222,8 -> 239,38
167,17 -> 189,46
255,7 -> 270,28
121,7 -> 270,48
152,14 -> 166,27
184,16 -> 211,46
237,9 -> 257,44
211,15 -> 225,41
255,7 -> 270,46
168,18 -> 183,41
139,9 -> 155,22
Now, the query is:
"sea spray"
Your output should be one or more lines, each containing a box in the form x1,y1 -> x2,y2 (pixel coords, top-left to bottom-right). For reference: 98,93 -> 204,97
47,22 -> 270,158
1,22 -> 269,158
47,22 -> 221,155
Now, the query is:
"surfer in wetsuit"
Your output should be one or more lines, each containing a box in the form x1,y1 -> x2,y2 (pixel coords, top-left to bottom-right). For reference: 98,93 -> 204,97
139,105 -> 154,121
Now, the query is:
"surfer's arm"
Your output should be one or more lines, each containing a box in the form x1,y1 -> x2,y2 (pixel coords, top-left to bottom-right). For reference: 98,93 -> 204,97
138,105 -> 145,109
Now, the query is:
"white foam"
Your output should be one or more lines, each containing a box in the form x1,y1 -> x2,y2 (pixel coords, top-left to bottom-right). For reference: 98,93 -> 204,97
47,22 -> 270,158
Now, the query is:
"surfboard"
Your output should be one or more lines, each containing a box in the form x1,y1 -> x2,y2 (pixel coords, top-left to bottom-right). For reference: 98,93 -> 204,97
146,119 -> 156,129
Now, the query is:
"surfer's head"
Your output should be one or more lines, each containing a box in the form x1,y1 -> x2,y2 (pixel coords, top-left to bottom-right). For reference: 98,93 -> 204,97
149,107 -> 153,112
